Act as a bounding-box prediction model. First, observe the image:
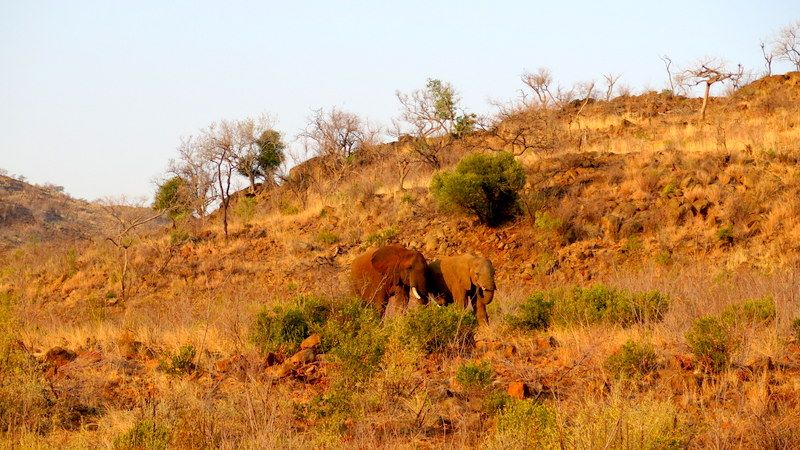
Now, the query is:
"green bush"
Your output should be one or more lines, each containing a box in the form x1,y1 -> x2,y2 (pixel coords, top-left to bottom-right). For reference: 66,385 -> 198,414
604,339 -> 659,379
364,226 -> 397,246
716,224 -> 734,243
507,292 -> 554,330
685,316 -> 732,372
316,230 -> 340,245
455,361 -> 493,390
234,196 -> 257,224
514,285 -> 669,328
158,344 -> 197,375
722,295 -> 776,325
114,419 -> 170,450
397,304 -> 477,354
491,400 -> 558,447
319,298 -> 387,386
250,296 -> 330,354
431,151 -> 526,226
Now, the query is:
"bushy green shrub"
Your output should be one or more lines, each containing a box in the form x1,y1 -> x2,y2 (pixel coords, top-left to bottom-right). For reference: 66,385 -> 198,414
158,344 -> 197,375
507,293 -> 554,330
319,298 -> 387,386
512,285 -> 669,329
604,339 -> 659,379
722,295 -> 776,325
250,296 -> 330,354
455,361 -> 493,390
431,151 -> 526,226
397,304 -> 477,354
685,315 -> 732,372
114,419 -> 170,450
491,400 -> 558,447
234,196 -> 257,224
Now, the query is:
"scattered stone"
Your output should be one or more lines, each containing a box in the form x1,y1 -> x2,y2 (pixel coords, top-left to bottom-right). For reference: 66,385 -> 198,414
265,363 -> 292,379
300,333 -> 321,350
507,381 -> 528,400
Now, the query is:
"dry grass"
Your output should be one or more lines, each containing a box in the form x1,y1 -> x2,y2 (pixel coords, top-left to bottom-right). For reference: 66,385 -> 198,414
3,74 -> 800,448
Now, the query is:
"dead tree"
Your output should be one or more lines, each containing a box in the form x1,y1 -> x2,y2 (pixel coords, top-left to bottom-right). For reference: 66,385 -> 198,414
602,73 -> 622,101
521,67 -> 555,107
774,20 -> 800,71
683,59 -> 743,120
760,40 -> 775,76
100,197 -> 163,303
660,55 -> 676,94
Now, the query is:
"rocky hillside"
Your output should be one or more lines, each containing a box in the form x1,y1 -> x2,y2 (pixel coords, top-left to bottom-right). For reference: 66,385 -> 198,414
3,73 -> 800,448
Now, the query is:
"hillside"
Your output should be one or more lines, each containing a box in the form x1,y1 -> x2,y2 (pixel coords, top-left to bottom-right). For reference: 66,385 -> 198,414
2,73 -> 800,448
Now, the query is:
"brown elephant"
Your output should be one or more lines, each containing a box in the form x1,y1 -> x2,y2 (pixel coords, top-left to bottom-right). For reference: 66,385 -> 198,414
350,244 -> 430,316
427,254 -> 496,325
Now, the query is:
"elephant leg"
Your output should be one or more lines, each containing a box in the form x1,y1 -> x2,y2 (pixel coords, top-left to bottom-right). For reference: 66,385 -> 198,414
456,290 -> 470,310
475,298 -> 489,325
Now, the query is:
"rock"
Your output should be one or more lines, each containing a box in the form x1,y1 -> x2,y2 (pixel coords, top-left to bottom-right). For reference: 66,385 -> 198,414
300,333 -> 321,350
287,348 -> 316,366
507,381 -> 528,400
44,346 -> 77,367
265,363 -> 292,379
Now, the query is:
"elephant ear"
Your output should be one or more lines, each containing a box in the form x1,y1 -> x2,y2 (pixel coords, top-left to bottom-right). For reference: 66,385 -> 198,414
371,246 -> 403,274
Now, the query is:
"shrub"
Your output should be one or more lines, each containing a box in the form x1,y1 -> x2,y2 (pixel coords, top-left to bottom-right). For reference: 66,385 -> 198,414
397,304 -> 477,354
491,400 -> 558,447
250,296 -> 330,354
685,316 -> 732,372
114,419 -> 170,450
315,230 -> 340,245
716,224 -> 734,244
455,361 -> 493,390
234,196 -> 257,224
319,298 -> 387,386
722,295 -> 776,325
548,285 -> 669,327
364,226 -> 398,246
508,292 -> 554,330
158,344 -> 197,375
604,339 -> 659,379
431,151 -> 526,226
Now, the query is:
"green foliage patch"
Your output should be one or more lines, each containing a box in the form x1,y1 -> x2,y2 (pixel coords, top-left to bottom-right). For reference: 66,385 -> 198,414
431,151 -> 526,226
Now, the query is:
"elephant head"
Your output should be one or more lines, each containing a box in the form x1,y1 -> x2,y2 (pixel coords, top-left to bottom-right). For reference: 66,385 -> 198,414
469,255 -> 496,305
371,244 -> 429,304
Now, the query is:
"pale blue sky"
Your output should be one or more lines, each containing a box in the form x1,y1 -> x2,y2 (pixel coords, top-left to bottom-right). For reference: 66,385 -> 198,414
1,1 -> 798,200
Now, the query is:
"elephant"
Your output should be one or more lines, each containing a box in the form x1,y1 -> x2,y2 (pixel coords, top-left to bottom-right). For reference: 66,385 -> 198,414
350,244 -> 430,316
427,254 -> 496,325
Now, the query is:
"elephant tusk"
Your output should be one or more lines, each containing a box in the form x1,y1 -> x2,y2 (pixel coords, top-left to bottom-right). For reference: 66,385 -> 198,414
411,287 -> 421,300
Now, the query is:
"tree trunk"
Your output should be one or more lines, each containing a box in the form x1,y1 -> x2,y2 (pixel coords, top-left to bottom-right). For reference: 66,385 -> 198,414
700,82 -> 711,120
121,246 -> 128,301
248,172 -> 255,193
222,200 -> 229,238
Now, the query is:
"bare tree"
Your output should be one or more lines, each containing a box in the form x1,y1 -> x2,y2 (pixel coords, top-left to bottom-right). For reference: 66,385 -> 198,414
483,100 -> 560,156
300,107 -> 377,161
200,116 -> 273,238
602,73 -> 622,101
100,197 -> 163,303
683,58 -> 744,120
168,137 -> 217,222
760,40 -> 775,76
521,67 -> 555,107
773,20 -> 800,70
660,55 -> 676,94
394,79 -> 475,169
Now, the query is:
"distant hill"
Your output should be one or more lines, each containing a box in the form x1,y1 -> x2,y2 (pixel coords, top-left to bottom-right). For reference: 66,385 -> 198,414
0,175 -> 159,250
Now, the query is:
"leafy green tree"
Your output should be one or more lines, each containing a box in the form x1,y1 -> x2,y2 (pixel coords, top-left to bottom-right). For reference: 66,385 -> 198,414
431,151 -> 526,226
395,78 -> 476,168
237,129 -> 286,191
152,176 -> 189,226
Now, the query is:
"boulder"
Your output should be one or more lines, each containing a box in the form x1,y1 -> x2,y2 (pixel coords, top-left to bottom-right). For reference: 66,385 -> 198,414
300,333 -> 321,350
507,381 -> 528,400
